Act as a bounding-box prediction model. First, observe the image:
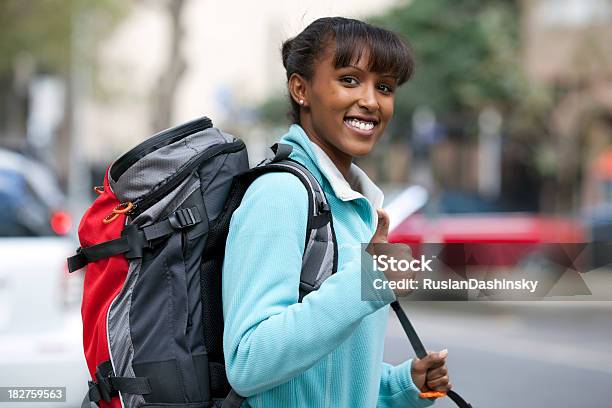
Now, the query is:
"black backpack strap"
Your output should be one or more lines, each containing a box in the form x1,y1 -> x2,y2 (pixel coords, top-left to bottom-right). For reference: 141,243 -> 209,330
68,206 -> 203,273
221,389 -> 246,408
68,237 -> 131,273
81,360 -> 151,408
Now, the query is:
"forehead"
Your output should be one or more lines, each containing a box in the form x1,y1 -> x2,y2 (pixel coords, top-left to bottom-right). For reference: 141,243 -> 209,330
315,40 -> 396,79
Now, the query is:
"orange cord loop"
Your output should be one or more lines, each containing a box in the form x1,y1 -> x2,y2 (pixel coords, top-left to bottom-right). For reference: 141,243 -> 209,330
419,391 -> 447,399
102,201 -> 134,224
112,202 -> 134,214
102,213 -> 120,224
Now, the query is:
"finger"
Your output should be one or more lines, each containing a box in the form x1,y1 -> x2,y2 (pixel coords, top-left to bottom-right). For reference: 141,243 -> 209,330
420,349 -> 448,369
411,351 -> 434,373
425,366 -> 448,380
372,209 -> 390,242
426,358 -> 446,370
427,375 -> 450,391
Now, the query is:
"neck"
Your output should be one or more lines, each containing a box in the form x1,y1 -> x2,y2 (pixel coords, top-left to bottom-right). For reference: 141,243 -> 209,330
299,119 -> 352,179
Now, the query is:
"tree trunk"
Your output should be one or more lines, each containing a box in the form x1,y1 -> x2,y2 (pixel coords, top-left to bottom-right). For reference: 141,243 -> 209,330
151,0 -> 187,132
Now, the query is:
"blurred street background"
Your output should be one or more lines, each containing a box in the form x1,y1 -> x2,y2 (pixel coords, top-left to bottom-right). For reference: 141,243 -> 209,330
1,0 -> 612,407
385,301 -> 612,407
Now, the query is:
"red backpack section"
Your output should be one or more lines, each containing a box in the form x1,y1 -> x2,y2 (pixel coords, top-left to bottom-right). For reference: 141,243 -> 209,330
77,170 -> 130,407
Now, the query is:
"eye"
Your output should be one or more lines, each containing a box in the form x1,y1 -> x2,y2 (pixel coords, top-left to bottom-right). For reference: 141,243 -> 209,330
339,76 -> 359,86
377,83 -> 394,94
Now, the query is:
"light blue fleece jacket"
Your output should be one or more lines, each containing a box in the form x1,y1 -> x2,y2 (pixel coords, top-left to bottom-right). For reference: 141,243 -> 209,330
222,124 -> 434,407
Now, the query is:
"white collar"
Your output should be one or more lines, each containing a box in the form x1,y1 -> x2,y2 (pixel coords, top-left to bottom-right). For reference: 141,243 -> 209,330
309,141 -> 384,210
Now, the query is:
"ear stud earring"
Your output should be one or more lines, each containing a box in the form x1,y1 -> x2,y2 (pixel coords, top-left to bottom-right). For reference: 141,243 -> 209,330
299,99 -> 304,105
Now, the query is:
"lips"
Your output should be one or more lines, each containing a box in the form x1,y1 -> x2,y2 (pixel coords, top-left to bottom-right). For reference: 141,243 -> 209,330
344,117 -> 377,136
344,115 -> 379,125
345,118 -> 374,130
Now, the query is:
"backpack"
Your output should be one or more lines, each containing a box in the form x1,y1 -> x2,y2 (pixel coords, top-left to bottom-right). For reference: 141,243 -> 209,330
67,117 -> 338,408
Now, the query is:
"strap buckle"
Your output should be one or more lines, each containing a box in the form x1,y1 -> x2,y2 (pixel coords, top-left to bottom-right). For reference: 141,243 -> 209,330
83,360 -> 152,407
94,369 -> 116,403
168,207 -> 201,229
317,201 -> 330,213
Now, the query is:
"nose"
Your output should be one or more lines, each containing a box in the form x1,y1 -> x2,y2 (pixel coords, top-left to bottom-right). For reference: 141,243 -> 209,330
357,83 -> 380,112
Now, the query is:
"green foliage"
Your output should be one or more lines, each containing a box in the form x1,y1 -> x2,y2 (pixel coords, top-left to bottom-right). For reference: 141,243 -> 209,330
259,94 -> 292,126
0,0 -> 129,76
369,0 -> 552,139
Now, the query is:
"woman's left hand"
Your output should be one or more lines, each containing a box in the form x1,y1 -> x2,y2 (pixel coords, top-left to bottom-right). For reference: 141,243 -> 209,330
410,349 -> 452,393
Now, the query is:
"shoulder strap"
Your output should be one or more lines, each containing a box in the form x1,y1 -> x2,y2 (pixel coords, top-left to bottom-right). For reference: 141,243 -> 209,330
266,159 -> 338,301
237,143 -> 338,302
213,144 -> 338,407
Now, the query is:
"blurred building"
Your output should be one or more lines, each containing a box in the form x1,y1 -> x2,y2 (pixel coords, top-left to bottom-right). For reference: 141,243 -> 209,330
524,0 -> 612,86
523,0 -> 612,210
426,0 -> 612,213
83,0 -> 399,170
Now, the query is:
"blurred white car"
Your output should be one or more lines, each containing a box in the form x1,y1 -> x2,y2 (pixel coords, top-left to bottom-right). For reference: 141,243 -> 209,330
0,148 -> 88,407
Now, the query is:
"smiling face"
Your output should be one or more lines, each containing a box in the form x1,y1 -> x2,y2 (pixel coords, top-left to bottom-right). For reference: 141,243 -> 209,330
290,42 -> 398,175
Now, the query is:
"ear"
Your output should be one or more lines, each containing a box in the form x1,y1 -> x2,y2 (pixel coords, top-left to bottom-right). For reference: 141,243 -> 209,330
288,73 -> 309,107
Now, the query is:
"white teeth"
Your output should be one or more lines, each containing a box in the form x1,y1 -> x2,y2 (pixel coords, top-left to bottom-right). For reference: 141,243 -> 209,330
346,118 -> 374,131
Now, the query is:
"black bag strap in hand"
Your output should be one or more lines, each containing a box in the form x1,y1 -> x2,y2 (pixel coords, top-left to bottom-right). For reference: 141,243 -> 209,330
390,301 -> 473,408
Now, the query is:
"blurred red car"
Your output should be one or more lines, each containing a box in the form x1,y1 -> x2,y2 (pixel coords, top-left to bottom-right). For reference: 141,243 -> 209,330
387,190 -> 586,267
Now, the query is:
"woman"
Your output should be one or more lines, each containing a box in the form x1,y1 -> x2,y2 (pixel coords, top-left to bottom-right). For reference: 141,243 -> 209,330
222,17 -> 451,407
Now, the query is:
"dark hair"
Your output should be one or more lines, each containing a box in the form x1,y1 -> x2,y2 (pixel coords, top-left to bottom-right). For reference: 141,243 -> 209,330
281,17 -> 414,124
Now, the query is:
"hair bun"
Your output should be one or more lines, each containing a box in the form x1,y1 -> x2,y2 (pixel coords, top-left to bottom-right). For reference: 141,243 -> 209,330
281,38 -> 294,69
